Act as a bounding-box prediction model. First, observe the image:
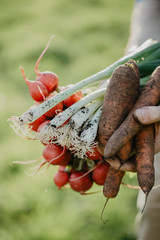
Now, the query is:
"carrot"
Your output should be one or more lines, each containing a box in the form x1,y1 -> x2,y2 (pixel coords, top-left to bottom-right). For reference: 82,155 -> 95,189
118,139 -> 133,161
104,66 -> 160,158
98,59 -> 140,153
101,167 -> 125,223
135,124 -> 155,196
103,167 -> 125,198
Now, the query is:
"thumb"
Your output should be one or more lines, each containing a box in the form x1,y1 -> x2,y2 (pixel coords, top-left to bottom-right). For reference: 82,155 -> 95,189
134,106 -> 160,124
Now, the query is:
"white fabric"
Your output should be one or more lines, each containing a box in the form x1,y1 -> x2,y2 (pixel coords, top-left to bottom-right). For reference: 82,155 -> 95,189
136,153 -> 160,240
126,1 -> 160,239
125,0 -> 160,54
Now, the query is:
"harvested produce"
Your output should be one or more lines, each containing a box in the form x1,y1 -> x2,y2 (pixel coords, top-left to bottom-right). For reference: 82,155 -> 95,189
97,59 -> 140,153
8,37 -> 160,218
35,35 -> 59,92
103,167 -> 125,199
69,171 -> 93,193
104,66 -> 160,158
118,140 -> 133,162
135,125 -> 155,197
54,169 -> 70,189
21,67 -> 49,102
92,162 -> 110,185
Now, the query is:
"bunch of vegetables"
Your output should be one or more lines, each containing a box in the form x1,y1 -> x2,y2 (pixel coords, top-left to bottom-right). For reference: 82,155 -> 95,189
9,37 -> 160,212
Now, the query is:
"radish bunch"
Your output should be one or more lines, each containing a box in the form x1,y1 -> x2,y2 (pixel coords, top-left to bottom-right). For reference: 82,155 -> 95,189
9,36 -> 111,194
53,156 -> 110,193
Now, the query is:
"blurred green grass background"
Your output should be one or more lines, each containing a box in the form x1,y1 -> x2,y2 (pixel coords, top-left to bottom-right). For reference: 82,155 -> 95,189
0,0 -> 140,239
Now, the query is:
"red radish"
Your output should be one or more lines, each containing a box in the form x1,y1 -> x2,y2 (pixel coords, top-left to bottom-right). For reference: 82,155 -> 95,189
37,120 -> 51,133
35,36 -> 59,92
29,114 -> 47,131
30,146 -> 72,176
44,93 -> 63,118
53,171 -> 69,189
92,162 -> 110,185
86,147 -> 102,161
69,171 -> 93,193
63,91 -> 83,107
36,71 -> 59,93
21,67 -> 49,102
43,144 -> 72,166
58,166 -> 67,172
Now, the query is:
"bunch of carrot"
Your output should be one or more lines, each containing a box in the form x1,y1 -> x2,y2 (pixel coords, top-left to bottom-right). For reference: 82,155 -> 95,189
9,37 -> 160,207
98,61 -> 160,209
100,65 -> 160,210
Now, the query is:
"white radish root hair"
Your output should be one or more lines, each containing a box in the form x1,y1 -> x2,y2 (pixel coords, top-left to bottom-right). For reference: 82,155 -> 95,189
38,123 -> 59,144
38,120 -> 98,158
8,116 -> 38,140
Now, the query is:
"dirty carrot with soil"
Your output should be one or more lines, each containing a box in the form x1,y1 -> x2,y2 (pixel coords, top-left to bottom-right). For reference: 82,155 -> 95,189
118,140 -> 133,161
98,59 -> 140,153
103,167 -> 125,198
101,167 -> 125,223
135,124 -> 155,198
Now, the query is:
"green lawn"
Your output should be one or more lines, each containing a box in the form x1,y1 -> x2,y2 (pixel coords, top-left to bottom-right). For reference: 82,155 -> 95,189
0,0 -> 140,239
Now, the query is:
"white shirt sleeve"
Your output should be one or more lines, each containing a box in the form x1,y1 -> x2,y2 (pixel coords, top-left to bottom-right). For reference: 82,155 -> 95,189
125,0 -> 160,54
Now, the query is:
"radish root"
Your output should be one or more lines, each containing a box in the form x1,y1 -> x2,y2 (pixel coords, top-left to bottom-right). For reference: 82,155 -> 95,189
101,198 -> 110,224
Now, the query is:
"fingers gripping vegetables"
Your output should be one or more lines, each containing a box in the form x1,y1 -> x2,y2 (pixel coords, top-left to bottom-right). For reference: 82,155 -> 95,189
105,156 -> 136,172
104,66 -> 160,158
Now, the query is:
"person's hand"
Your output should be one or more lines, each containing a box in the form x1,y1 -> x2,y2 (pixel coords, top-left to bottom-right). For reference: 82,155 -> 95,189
134,106 -> 160,154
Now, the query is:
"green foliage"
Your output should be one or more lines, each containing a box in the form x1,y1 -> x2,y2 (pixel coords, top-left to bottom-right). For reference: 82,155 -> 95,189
0,0 -> 139,239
